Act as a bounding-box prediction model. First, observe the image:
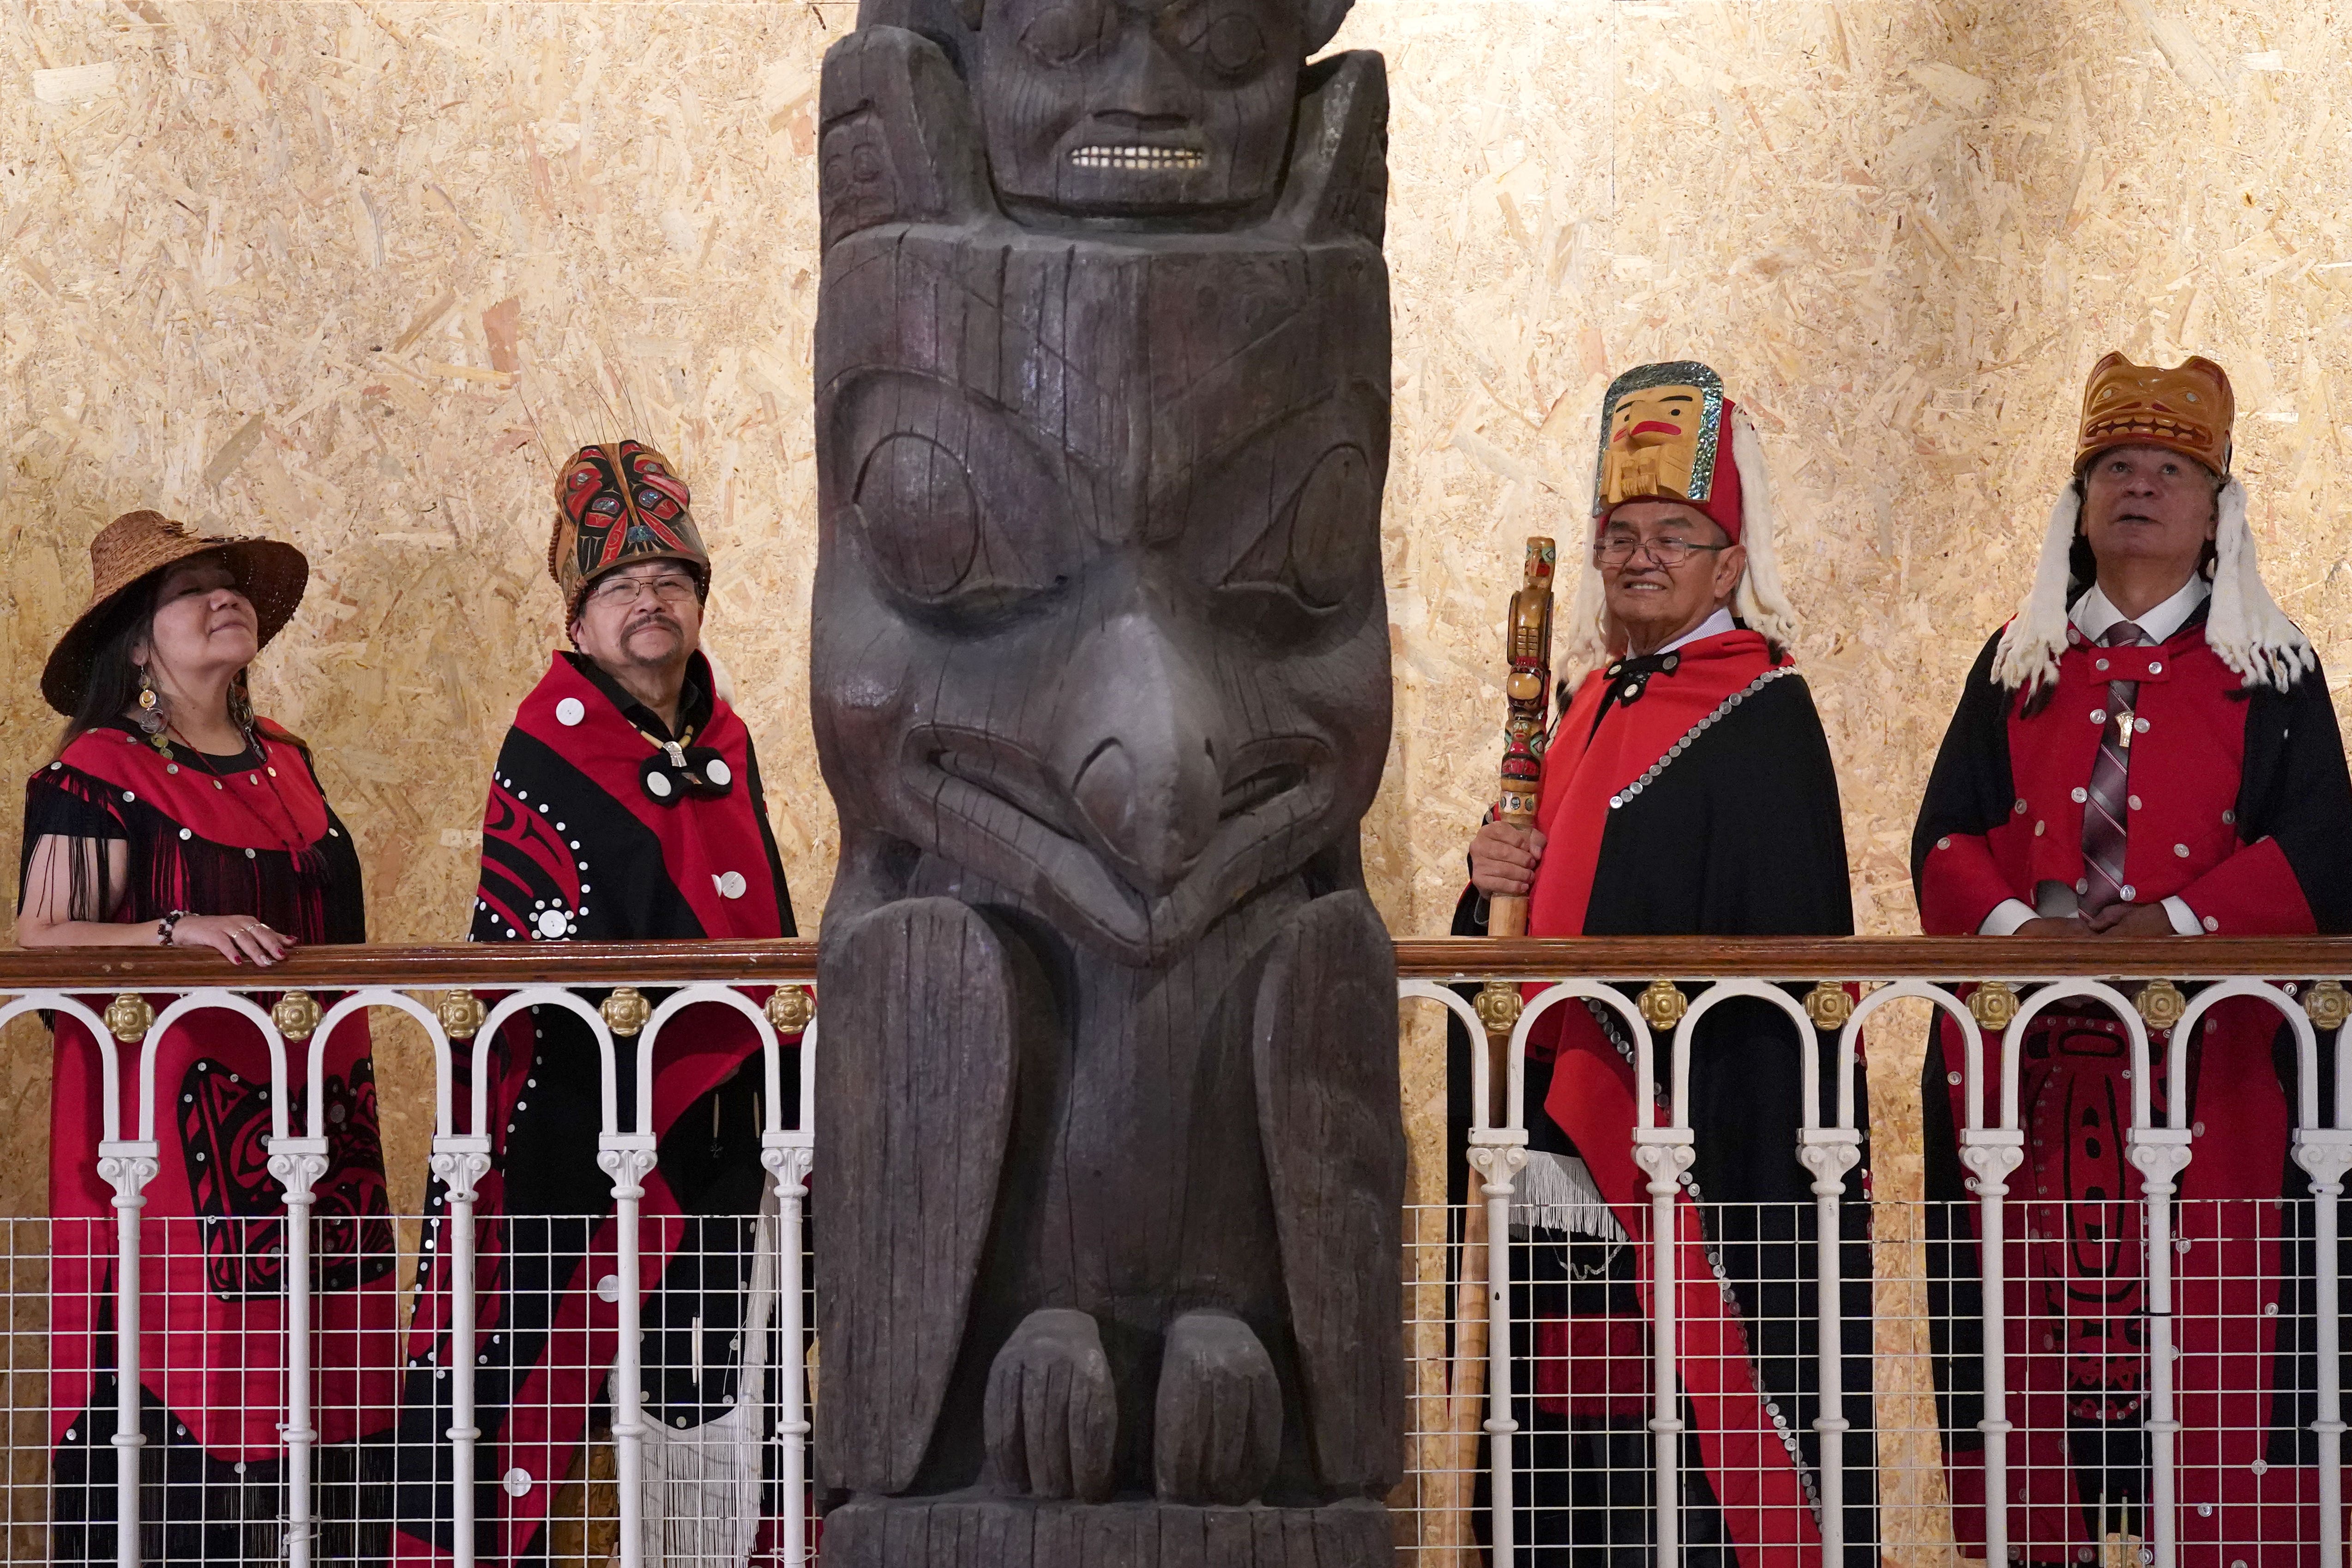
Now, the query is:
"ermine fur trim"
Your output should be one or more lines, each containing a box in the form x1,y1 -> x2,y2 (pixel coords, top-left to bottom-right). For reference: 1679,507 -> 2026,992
1993,477 -> 2312,693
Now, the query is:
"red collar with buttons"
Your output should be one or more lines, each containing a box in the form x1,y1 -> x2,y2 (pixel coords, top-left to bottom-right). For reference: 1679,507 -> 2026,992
55,721 -> 331,850
505,651 -> 783,941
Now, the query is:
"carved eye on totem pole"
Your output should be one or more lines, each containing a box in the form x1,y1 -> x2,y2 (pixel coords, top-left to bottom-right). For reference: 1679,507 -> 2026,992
968,0 -> 1352,218
835,373 -> 1077,620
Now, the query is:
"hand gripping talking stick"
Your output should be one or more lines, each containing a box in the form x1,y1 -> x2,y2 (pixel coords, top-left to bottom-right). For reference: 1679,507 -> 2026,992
1436,536 -> 1557,1561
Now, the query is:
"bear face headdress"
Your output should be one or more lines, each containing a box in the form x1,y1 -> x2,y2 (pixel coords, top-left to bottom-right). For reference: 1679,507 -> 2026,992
1991,353 -> 2312,694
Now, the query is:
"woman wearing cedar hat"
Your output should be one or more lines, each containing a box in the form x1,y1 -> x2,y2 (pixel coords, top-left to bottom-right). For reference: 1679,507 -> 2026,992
1913,355 -> 2352,1563
18,510 -> 397,1562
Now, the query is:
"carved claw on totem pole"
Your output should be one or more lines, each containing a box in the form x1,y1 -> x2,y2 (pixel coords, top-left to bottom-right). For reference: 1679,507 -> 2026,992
809,2 -> 1402,1560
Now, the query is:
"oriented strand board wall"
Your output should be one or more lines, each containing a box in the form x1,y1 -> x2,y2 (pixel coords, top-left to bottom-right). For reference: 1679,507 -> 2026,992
5,1 -> 2352,1547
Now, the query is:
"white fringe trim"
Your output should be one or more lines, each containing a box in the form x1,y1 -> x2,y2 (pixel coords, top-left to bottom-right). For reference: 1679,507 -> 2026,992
2207,477 -> 2314,691
1510,1148 -> 1629,1241
1990,487 -> 2081,696
1728,409 -> 1799,652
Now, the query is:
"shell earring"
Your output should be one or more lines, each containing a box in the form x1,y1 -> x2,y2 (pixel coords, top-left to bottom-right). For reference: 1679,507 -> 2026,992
226,670 -> 255,733
134,667 -> 166,735
133,666 -> 173,756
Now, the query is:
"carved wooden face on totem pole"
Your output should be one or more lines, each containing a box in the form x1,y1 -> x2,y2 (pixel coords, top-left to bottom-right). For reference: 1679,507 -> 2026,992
811,2 -> 1400,1556
973,0 -> 1340,217
813,0 -> 1390,964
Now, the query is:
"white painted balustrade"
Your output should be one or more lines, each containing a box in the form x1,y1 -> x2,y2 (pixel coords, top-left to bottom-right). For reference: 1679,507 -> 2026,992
0,938 -> 2341,1566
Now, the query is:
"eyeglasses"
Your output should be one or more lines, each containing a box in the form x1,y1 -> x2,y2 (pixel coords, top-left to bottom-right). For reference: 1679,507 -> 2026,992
1592,535 -> 1731,569
587,571 -> 699,608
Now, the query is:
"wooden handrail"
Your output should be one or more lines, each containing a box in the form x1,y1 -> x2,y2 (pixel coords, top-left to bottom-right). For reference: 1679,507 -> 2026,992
1393,934 -> 2352,980
0,934 -> 2349,991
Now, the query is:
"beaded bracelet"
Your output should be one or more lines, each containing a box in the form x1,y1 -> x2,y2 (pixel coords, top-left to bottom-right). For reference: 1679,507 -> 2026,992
156,909 -> 187,947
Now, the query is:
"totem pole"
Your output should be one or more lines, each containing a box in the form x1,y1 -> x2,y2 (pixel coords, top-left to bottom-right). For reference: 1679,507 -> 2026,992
808,0 -> 1402,1563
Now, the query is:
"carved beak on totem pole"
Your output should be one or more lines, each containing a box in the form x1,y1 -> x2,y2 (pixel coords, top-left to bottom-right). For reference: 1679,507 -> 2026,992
1053,607 -> 1229,898
974,0 -> 1348,220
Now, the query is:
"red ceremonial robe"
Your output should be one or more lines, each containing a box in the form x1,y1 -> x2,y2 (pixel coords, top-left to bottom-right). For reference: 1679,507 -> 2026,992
1913,610 -> 2352,1565
1456,626 -> 1872,1566
25,720 -> 396,1563
393,651 -> 799,1563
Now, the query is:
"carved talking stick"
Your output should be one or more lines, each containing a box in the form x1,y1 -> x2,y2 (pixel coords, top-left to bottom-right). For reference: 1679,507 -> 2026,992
1487,536 -> 1557,939
1434,536 -> 1556,1556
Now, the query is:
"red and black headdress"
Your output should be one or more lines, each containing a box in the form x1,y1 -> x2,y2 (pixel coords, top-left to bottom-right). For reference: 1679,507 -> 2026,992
548,441 -> 711,622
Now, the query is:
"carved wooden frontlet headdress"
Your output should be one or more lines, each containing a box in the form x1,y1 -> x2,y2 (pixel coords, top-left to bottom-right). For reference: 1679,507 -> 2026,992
1560,360 -> 1798,669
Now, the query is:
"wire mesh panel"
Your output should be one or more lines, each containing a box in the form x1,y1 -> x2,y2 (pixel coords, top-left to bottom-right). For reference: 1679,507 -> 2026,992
0,1195 -> 2328,1562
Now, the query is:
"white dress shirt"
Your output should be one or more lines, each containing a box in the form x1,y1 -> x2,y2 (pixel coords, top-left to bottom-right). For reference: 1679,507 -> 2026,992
1977,574 -> 2213,937
1655,607 -> 1737,656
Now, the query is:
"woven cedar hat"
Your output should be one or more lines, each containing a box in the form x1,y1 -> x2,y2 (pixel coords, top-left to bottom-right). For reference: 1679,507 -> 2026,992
40,511 -> 308,715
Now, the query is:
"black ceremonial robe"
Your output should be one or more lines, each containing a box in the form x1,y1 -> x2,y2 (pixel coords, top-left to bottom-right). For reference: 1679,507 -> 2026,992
1451,626 -> 1877,1566
394,650 -> 800,1565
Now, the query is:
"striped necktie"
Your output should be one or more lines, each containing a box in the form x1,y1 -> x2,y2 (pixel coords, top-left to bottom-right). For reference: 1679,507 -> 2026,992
2079,620 -> 2147,915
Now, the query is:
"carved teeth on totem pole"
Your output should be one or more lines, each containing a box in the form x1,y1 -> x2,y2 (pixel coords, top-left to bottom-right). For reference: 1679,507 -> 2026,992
810,2 -> 1401,1559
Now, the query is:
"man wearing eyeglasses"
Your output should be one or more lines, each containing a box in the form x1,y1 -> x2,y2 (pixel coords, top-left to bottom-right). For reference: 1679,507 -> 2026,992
1453,363 -> 1875,1563
395,441 -> 800,1565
